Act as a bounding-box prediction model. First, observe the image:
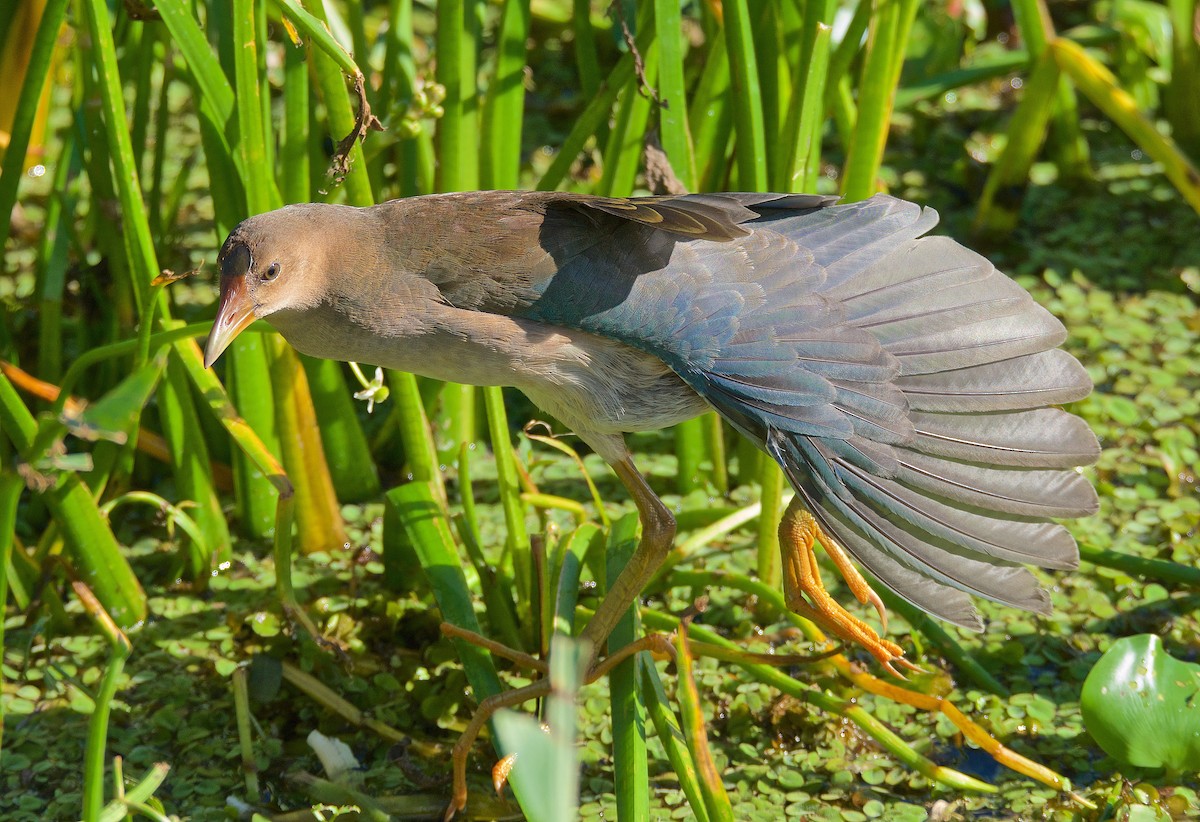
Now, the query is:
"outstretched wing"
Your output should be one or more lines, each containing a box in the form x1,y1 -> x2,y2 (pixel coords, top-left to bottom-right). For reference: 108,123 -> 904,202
514,193 -> 1098,630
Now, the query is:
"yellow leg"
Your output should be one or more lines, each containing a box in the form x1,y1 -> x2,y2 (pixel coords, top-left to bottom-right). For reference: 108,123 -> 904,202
778,497 -> 915,677
818,521 -> 890,634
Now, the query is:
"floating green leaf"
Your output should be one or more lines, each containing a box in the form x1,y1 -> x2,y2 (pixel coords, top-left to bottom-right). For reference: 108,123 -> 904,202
1081,634 -> 1200,773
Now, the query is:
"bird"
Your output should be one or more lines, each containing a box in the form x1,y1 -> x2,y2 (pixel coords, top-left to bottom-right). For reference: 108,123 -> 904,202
205,190 -> 1098,809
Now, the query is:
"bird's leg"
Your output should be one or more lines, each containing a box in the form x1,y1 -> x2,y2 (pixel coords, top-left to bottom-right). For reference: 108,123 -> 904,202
440,623 -> 549,675
445,679 -> 551,821
444,456 -> 671,820
579,456 -> 676,667
778,497 -> 916,677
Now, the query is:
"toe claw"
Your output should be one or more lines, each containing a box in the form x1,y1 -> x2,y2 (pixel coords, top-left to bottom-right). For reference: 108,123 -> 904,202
865,588 -> 889,634
493,753 -> 518,795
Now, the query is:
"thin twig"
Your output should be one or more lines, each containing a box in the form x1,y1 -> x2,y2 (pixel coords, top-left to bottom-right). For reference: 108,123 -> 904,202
330,73 -> 385,181
609,1 -> 659,103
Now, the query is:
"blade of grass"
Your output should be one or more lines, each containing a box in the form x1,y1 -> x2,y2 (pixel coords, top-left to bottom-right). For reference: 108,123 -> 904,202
841,0 -> 921,201
301,358 -> 380,502
484,387 -> 533,622
825,0 -> 872,106
482,0 -> 531,189
160,351 -> 230,570
153,0 -> 234,123
232,0 -> 281,214
389,480 -> 536,810
450,457 -> 523,650
36,128 -> 78,383
638,659 -> 712,822
76,582 -> 132,822
396,483 -> 499,670
782,21 -> 832,192
674,417 -> 707,494
1078,542 -> 1200,587
722,0 -> 768,190
573,0 -> 602,99
231,667 -> 261,800
147,44 -> 175,237
0,0 -> 69,250
1164,0 -> 1200,160
597,39 -> 659,196
538,3 -> 656,191
1010,0 -> 1091,179
71,38 -> 134,347
688,30 -> 733,192
674,625 -> 734,822
704,413 -> 728,494
973,52 -> 1060,237
436,0 -> 478,192
388,370 -> 446,505
1052,36 -> 1200,214
755,459 -> 783,593
378,0 -> 430,198
81,0 -> 164,327
0,471 -> 22,750
655,0 -> 696,189
552,522 -> 600,638
607,512 -> 649,822
279,19 -> 310,203
754,1 -> 784,189
225,335 -> 281,540
268,339 -> 349,554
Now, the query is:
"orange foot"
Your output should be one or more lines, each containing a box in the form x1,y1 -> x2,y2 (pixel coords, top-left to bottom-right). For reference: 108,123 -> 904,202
778,498 -> 919,678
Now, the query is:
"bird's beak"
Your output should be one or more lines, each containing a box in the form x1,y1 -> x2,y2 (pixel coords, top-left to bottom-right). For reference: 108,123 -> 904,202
204,275 -> 256,368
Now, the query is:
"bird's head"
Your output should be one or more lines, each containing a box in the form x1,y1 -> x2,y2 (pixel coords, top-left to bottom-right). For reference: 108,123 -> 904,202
204,205 -> 340,368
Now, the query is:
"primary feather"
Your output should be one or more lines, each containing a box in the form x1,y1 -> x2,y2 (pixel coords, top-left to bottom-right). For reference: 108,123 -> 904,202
506,192 -> 1099,630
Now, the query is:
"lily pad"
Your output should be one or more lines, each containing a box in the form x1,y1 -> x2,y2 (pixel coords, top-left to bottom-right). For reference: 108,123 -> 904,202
1081,634 -> 1200,772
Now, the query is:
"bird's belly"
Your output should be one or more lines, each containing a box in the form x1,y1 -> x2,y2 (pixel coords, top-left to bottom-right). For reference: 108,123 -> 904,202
271,302 -> 709,436
519,345 -> 709,437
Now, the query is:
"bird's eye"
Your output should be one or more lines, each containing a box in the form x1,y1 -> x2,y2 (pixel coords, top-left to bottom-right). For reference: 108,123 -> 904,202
262,262 -> 281,282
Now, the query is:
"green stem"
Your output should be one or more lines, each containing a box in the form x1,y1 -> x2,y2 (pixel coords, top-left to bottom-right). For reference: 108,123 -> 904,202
722,0 -> 768,190
0,0 -> 70,250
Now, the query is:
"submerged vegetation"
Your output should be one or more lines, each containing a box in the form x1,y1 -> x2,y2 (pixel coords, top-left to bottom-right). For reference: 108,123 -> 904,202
1,0 -> 1198,819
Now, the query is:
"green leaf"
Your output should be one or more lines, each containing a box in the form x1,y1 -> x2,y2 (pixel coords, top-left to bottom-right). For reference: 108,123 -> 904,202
1081,634 -> 1200,772
60,357 -> 164,444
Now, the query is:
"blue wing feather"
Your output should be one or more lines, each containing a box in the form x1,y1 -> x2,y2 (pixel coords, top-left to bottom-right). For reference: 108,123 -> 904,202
512,192 -> 1096,629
